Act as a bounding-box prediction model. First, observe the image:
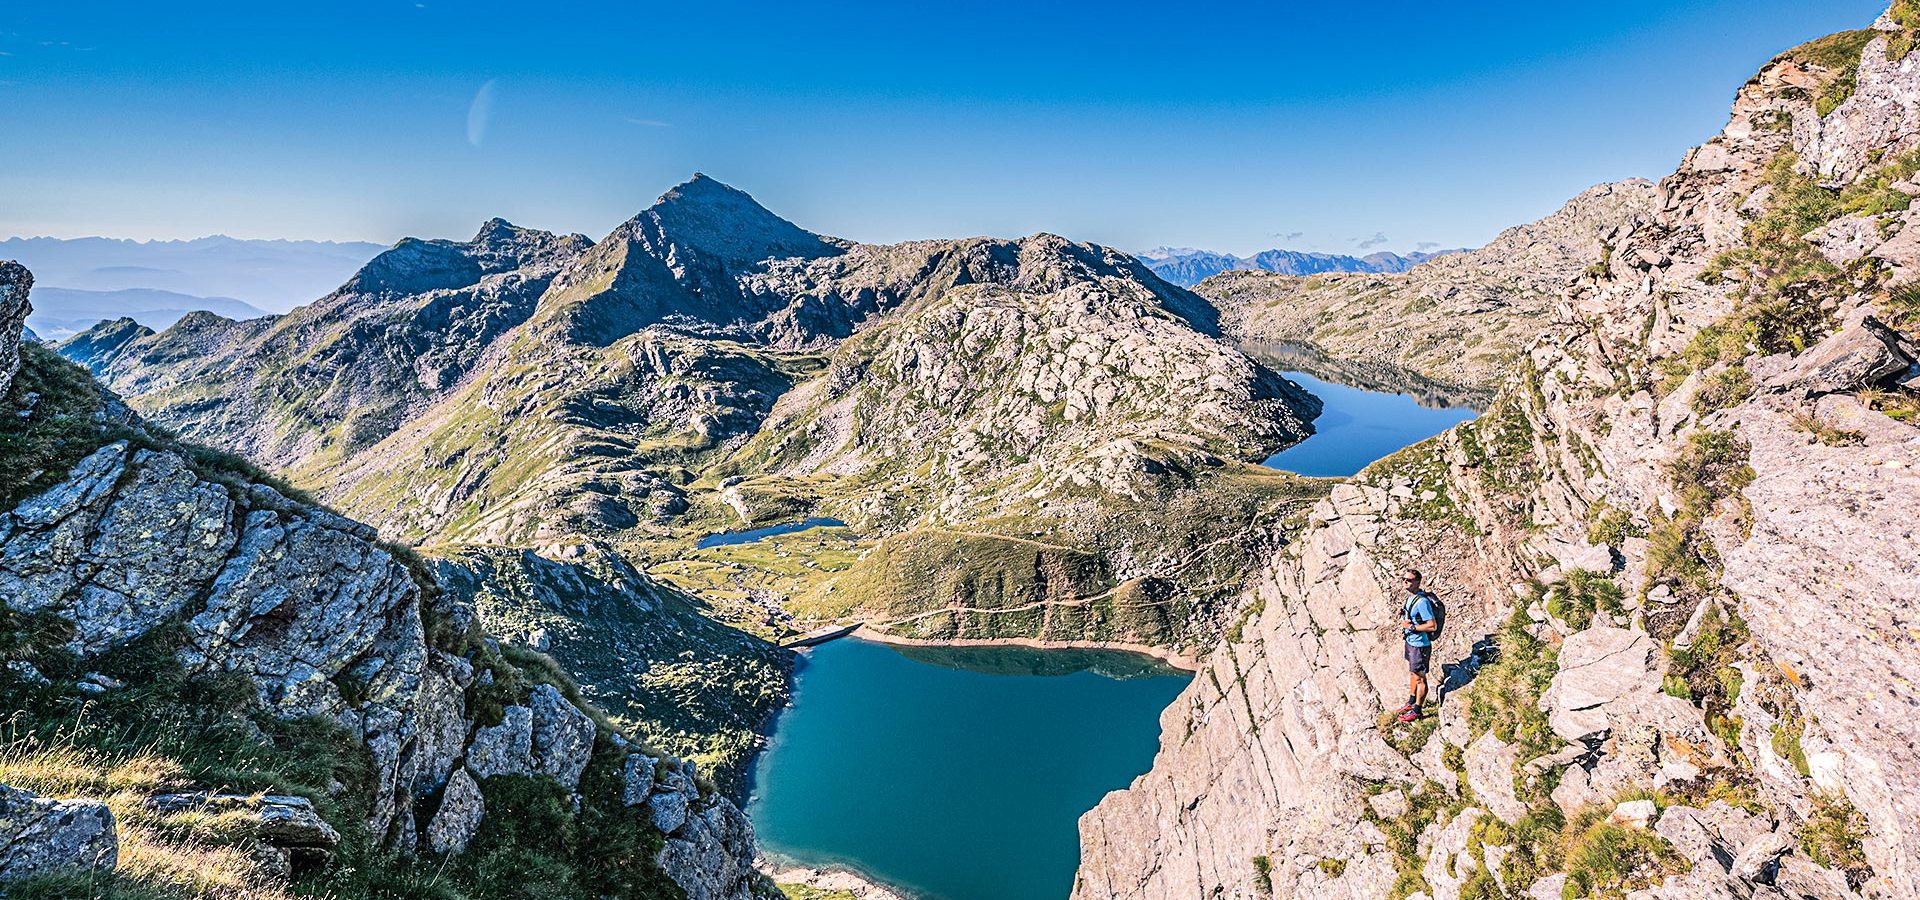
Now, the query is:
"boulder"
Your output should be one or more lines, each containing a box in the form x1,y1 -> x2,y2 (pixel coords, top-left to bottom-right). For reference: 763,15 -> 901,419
1609,798 -> 1658,829
466,705 -> 535,778
1421,807 -> 1483,900
1367,789 -> 1410,820
1525,873 -> 1567,900
147,792 -> 340,852
1539,627 -> 1696,744
622,753 -> 657,807
1805,213 -> 1892,265
0,784 -> 116,882
658,801 -> 762,900
0,260 -> 30,397
1551,764 -> 1606,815
1464,732 -> 1528,822
1754,312 -> 1915,397
1772,854 -> 1860,899
529,684 -> 595,789
648,766 -> 698,835
1729,829 -> 1793,883
648,788 -> 691,836
426,768 -> 485,855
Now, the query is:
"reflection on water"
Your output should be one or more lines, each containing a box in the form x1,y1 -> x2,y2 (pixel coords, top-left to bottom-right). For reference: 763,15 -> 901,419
886,641 -> 1183,680
1262,369 -> 1479,478
1241,339 -> 1490,411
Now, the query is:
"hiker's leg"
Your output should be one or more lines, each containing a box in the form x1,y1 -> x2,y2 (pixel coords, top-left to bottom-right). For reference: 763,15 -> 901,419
1413,671 -> 1428,707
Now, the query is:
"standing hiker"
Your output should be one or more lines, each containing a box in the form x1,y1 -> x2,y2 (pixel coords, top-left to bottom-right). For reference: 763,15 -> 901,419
1397,569 -> 1440,723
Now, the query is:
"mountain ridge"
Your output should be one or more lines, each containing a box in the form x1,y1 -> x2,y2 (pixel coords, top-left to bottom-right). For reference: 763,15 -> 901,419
1138,245 -> 1462,287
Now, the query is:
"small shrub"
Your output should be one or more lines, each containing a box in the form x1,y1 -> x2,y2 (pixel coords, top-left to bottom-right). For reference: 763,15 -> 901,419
1889,0 -> 1920,62
1692,366 -> 1755,415
1669,604 -> 1752,744
0,344 -> 118,512
1546,570 -> 1627,631
1252,854 -> 1274,894
1585,503 -> 1643,547
1860,387 -> 1920,422
1561,814 -> 1688,899
1316,857 -> 1346,879
1465,609 -> 1561,761
1801,792 -> 1870,874
1771,718 -> 1812,777
1790,410 -> 1866,446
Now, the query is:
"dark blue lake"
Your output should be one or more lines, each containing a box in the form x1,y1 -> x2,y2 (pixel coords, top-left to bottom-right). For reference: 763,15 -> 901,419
746,637 -> 1190,900
1264,370 -> 1479,476
696,517 -> 849,549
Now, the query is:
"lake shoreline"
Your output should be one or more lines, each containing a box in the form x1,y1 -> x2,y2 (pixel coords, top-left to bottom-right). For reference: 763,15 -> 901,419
761,859 -> 919,900
849,624 -> 1202,672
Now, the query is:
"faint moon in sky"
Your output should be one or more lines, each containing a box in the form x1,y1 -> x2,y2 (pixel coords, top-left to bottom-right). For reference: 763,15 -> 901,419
467,79 -> 497,147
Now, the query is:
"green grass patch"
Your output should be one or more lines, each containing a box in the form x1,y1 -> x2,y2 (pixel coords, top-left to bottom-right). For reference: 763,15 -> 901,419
1801,792 -> 1870,873
1544,570 -> 1626,631
1465,608 -> 1561,762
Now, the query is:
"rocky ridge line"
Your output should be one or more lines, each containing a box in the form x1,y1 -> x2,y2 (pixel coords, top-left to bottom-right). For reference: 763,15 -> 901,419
1076,8 -> 1920,900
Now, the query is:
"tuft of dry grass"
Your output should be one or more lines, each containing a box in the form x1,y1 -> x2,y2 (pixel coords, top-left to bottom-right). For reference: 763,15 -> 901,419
0,740 -> 291,900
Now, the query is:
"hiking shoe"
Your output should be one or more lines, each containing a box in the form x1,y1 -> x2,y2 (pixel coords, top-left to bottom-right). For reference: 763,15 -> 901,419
1396,707 -> 1422,724
1393,702 -> 1416,716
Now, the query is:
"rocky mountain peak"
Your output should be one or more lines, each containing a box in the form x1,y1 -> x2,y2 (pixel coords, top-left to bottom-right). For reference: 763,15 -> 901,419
57,316 -> 155,375
628,173 -> 844,265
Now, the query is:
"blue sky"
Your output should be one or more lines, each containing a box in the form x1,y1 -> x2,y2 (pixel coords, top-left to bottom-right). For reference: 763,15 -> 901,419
0,0 -> 1890,255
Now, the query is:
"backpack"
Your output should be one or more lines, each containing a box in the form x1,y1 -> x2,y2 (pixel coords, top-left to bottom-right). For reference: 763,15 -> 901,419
1408,590 -> 1446,642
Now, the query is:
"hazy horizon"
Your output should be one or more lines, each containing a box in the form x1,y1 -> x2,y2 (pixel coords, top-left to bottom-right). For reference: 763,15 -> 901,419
0,1 -> 1888,256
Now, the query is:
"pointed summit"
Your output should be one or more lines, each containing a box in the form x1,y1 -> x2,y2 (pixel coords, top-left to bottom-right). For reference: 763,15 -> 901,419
628,173 -> 842,265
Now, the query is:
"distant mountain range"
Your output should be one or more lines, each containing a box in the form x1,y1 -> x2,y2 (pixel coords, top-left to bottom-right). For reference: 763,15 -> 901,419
0,235 -> 386,313
1136,246 -> 1463,287
25,286 -> 272,339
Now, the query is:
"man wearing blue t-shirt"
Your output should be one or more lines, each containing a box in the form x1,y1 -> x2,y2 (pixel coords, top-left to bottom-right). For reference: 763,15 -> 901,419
1398,569 -> 1438,723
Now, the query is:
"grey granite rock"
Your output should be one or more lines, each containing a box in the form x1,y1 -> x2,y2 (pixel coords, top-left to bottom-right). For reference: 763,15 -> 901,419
0,784 -> 116,883
622,753 -> 657,807
425,768 -> 485,855
1465,732 -> 1527,822
0,260 -> 30,398
529,683 -> 594,789
465,705 -> 534,779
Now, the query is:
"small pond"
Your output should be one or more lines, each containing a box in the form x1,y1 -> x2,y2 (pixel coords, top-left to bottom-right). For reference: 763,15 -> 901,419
696,517 -> 849,549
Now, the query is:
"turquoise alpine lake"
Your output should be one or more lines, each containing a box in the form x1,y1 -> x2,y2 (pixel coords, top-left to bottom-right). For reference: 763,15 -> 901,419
747,637 -> 1190,900
1264,370 -> 1479,477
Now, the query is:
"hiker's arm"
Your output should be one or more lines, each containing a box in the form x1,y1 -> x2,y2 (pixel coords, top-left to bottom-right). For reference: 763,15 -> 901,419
1413,618 -> 1437,633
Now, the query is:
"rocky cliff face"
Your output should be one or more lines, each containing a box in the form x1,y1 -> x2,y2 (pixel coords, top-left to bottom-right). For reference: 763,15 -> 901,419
0,315 -> 767,898
1,261 -> 31,398
1077,8 -> 1920,900
1201,180 -> 1659,396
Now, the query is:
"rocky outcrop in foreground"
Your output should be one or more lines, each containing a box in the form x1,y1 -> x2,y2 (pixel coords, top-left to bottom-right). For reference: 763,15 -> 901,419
1079,8 -> 1920,900
0,785 -> 116,882
0,261 -> 30,397
0,302 -> 767,897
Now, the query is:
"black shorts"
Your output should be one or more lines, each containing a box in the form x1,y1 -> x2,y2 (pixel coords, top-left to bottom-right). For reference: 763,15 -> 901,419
1405,643 -> 1431,674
